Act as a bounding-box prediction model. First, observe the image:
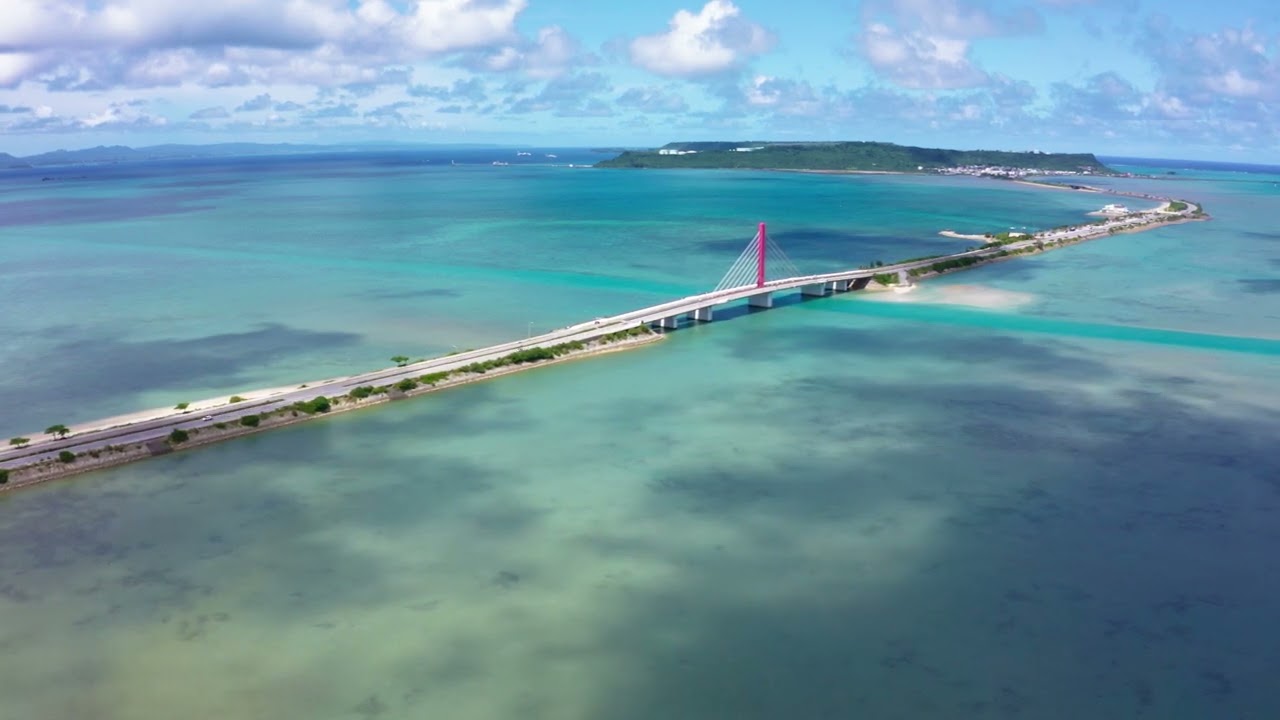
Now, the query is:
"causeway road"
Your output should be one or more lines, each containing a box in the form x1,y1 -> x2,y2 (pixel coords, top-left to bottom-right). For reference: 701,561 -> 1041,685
2,200 -> 1198,470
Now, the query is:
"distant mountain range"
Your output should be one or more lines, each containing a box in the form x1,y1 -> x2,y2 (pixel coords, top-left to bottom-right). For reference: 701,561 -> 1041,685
0,142 -> 513,169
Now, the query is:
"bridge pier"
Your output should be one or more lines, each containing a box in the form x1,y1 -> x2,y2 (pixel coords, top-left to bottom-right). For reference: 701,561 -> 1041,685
748,292 -> 773,309
800,283 -> 828,297
658,315 -> 679,329
897,270 -> 913,286
828,279 -> 851,292
690,306 -> 714,322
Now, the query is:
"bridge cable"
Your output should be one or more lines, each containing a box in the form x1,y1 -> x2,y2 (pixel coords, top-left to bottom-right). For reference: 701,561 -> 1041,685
764,234 -> 803,281
714,252 -> 753,292
714,230 -> 763,291
713,228 -> 808,291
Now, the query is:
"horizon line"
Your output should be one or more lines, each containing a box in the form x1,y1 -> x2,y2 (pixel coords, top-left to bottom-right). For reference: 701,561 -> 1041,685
3,140 -> 1279,172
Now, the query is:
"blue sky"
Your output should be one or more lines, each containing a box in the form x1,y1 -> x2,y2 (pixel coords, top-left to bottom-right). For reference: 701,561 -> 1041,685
1,0 -> 1278,160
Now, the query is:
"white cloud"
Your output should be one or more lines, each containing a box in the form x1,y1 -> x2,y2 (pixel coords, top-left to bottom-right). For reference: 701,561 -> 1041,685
861,22 -> 986,89
0,0 -> 89,51
743,75 -> 825,117
125,49 -> 202,87
190,106 -> 230,120
0,0 -> 530,90
522,26 -> 582,78
1208,68 -> 1263,99
463,25 -> 585,79
630,1 -> 774,77
616,86 -> 689,114
235,93 -> 275,112
505,71 -> 612,116
856,0 -> 1040,89
1142,24 -> 1280,104
0,0 -> 349,52
0,53 -> 41,88
474,47 -> 521,73
1126,21 -> 1280,148
73,100 -> 169,129
402,0 -> 525,54
1147,92 -> 1192,120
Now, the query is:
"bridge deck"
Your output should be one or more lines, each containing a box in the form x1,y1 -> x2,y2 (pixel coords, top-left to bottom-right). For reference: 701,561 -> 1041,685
4,200 -> 1199,468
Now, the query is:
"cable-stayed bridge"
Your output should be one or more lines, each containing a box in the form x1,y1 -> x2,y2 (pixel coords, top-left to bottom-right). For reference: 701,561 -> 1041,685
2,223 -> 1010,468
619,222 -> 995,330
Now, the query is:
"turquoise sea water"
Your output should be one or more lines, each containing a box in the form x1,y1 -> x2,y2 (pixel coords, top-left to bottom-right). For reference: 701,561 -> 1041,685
1,152 -> 1279,719
0,151 -> 1114,435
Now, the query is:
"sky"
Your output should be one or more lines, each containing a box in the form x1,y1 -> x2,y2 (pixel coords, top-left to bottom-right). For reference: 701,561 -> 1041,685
1,0 -> 1279,160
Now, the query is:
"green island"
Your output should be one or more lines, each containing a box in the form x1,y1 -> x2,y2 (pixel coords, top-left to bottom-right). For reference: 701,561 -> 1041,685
596,141 -> 1111,174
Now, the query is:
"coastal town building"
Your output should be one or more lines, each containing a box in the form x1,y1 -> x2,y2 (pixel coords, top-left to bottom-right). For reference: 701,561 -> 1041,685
934,165 -> 1099,179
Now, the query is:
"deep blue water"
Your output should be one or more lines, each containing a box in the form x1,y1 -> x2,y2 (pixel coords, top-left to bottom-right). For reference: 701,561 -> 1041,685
1101,155 -> 1280,176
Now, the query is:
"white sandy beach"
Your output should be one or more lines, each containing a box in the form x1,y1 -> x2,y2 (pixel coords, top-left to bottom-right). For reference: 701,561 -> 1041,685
1011,179 -> 1099,192
861,283 -> 1037,310
939,230 -> 990,241
48,382 -> 334,440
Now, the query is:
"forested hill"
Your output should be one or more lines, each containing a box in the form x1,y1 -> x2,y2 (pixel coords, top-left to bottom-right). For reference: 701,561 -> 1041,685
596,141 -> 1111,173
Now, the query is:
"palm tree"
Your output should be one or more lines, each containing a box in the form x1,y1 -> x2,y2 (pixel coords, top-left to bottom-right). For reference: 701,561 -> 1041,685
45,424 -> 70,440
